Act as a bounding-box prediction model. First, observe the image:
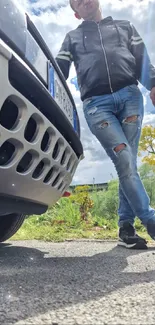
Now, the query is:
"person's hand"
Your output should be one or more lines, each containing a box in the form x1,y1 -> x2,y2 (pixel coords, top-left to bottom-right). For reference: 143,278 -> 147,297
150,87 -> 155,106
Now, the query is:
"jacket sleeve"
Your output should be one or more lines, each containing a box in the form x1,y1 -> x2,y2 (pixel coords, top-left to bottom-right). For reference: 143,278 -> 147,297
129,23 -> 155,90
55,33 -> 73,80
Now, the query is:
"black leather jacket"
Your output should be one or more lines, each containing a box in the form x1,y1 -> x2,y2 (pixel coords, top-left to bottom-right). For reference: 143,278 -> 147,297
56,16 -> 155,101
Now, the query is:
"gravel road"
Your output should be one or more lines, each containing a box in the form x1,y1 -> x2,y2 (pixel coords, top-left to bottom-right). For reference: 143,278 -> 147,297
0,240 -> 155,325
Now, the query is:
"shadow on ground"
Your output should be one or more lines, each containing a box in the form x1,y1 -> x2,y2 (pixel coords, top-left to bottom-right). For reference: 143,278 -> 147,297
0,241 -> 155,323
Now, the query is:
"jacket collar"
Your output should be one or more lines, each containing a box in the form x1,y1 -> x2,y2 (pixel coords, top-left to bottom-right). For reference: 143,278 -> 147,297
78,16 -> 113,29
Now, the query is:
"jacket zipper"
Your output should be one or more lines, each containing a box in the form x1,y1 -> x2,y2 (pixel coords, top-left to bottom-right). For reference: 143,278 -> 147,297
97,24 -> 113,93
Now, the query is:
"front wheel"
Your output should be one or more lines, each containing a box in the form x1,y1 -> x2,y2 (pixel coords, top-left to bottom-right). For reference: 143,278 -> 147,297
0,213 -> 25,242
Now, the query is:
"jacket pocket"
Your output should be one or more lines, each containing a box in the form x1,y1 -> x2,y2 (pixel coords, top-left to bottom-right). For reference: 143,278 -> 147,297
83,30 -> 99,53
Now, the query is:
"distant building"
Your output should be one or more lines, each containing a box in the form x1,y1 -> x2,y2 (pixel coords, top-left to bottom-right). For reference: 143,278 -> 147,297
69,182 -> 108,192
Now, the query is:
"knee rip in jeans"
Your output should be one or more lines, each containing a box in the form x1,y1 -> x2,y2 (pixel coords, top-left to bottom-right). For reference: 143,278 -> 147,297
99,121 -> 109,129
114,143 -> 126,153
123,115 -> 138,123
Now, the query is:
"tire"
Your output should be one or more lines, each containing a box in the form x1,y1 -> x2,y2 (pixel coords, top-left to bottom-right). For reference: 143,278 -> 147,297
0,213 -> 25,242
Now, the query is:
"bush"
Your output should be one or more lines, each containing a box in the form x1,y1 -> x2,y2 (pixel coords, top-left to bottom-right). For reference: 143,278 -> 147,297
69,185 -> 94,221
91,180 -> 119,220
33,198 -> 81,228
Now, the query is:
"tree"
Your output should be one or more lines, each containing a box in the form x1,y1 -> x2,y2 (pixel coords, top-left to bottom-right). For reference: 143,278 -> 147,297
139,163 -> 155,179
138,163 -> 155,206
139,125 -> 155,165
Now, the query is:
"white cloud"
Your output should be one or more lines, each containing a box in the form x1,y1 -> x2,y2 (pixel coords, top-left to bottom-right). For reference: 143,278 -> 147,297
143,113 -> 155,126
14,0 -> 155,184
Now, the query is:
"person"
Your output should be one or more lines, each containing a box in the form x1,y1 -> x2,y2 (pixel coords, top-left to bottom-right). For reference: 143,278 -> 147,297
56,0 -> 155,249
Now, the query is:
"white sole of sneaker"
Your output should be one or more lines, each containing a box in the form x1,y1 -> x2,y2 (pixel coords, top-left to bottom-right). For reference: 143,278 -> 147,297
118,241 -> 137,248
118,240 -> 147,249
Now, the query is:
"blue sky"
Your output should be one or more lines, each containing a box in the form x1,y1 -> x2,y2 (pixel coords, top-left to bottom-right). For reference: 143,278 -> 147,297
16,0 -> 155,184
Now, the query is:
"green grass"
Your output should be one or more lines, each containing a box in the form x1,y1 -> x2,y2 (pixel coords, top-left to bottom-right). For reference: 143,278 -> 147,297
12,219 -> 118,242
12,217 -> 150,242
11,207 -> 150,243
11,180 -> 154,243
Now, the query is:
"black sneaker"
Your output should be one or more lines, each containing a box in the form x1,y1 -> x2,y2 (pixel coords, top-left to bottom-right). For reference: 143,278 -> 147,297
118,222 -> 148,249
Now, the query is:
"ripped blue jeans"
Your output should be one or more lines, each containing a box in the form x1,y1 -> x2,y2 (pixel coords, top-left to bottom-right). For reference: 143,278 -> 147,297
83,84 -> 155,227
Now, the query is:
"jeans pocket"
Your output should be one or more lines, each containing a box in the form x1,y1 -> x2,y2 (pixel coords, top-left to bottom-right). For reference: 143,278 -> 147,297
83,97 -> 92,108
128,84 -> 139,92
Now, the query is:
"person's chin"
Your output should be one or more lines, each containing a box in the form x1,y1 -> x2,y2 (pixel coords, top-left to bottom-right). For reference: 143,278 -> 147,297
85,9 -> 95,19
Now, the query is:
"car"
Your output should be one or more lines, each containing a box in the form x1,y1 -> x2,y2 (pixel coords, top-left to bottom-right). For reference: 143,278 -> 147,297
0,0 -> 83,242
